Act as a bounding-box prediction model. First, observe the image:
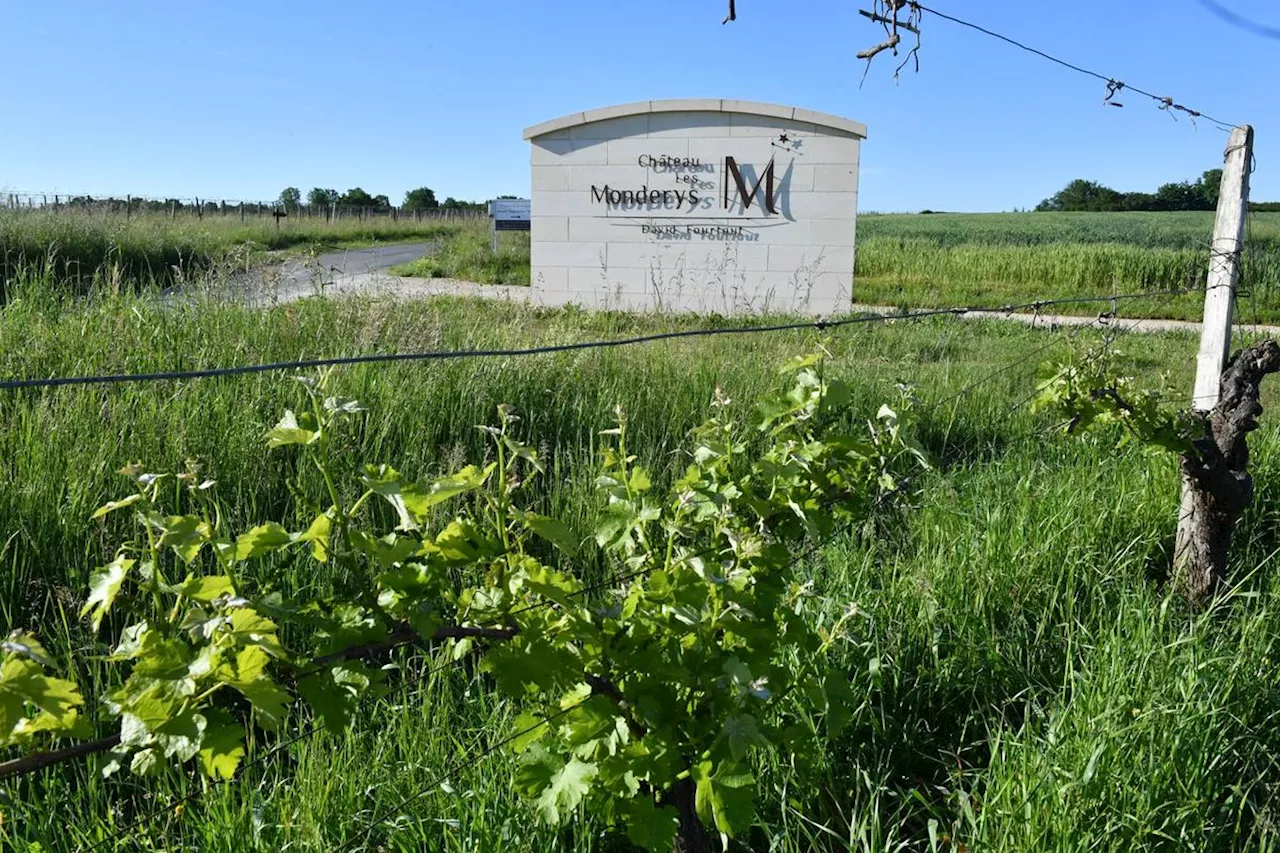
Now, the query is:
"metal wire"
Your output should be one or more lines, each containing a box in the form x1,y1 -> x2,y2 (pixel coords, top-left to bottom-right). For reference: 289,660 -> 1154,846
909,2 -> 1238,131
0,290 -> 1201,392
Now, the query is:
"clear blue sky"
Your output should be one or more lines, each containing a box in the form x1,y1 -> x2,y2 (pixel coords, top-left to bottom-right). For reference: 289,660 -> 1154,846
1,0 -> 1275,212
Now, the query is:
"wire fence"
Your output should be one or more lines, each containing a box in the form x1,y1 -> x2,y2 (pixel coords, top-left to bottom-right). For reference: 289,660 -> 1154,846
0,274 -> 1259,848
852,1 -> 1239,131
0,289 -> 1215,394
0,191 -> 488,224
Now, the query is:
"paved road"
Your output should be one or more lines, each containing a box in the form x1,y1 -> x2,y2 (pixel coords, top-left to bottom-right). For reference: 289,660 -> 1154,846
275,242 -> 434,294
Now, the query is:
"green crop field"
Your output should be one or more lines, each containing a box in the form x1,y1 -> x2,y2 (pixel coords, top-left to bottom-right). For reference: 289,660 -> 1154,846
6,254 -> 1280,851
854,211 -> 1280,322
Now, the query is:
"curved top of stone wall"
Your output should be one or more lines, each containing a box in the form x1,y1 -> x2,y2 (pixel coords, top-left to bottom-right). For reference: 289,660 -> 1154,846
522,99 -> 867,141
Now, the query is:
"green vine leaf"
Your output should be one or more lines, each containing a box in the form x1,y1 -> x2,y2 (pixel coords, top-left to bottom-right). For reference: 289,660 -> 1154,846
265,409 -> 319,448
624,799 -> 680,851
2,631 -> 53,668
130,747 -> 159,776
198,708 -> 245,780
226,609 -> 286,660
420,464 -> 495,511
297,661 -> 382,734
158,515 -> 211,563
90,493 -> 142,520
223,647 -> 290,730
174,575 -> 235,603
234,523 -> 293,561
81,554 -> 135,632
514,510 -> 579,557
721,713 -> 767,761
693,760 -> 755,839
0,651 -> 87,747
294,512 -> 333,562
534,756 -> 598,824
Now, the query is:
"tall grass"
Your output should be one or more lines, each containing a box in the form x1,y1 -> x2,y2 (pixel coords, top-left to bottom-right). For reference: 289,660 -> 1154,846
9,208 -> 1280,322
854,212 -> 1280,321
389,226 -> 530,285
859,210 -> 1280,249
0,208 -> 470,299
7,271 -> 1280,849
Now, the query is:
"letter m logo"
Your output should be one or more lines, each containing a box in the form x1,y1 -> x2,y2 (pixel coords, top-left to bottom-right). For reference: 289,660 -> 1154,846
723,156 -> 779,214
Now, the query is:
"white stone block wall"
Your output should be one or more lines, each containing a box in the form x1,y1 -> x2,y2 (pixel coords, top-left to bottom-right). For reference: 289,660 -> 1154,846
525,100 -> 865,316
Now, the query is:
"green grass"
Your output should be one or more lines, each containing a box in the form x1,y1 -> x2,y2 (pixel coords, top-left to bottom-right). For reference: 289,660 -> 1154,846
0,209 -> 475,299
854,212 -> 1280,322
861,210 -> 1280,248
7,270 -> 1280,850
389,225 -> 530,285
393,210 -> 1280,322
11,207 -> 1280,323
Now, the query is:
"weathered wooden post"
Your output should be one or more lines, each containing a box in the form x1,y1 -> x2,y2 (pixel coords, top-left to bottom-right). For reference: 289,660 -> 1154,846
1174,125 -> 1259,604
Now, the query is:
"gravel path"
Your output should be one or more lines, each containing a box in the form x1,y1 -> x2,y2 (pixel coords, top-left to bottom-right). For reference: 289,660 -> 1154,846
243,243 -> 1280,337
845,304 -> 1280,336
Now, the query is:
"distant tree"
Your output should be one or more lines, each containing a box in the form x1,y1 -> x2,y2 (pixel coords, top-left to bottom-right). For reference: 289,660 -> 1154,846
1118,191 -> 1158,212
1035,179 -> 1122,212
1153,181 -> 1205,212
441,197 -> 484,211
307,187 -> 340,208
372,194 -> 391,209
1197,169 -> 1223,209
497,194 -> 517,200
1037,170 -> 1229,213
403,187 -> 439,211
339,187 -> 377,208
278,187 -> 301,211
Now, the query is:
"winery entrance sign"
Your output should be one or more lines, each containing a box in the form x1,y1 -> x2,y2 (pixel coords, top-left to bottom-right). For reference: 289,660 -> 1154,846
523,99 -> 866,315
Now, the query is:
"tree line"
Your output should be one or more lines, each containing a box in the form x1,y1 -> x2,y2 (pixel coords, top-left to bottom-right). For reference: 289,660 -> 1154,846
277,186 -> 490,213
1037,171 -> 1280,214
1036,170 -> 1226,212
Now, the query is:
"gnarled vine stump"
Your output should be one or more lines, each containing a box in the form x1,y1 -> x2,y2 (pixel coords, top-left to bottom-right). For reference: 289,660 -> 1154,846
1175,339 -> 1280,605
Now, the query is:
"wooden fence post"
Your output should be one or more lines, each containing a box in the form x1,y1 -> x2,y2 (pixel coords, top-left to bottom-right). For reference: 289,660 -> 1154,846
1174,124 -> 1256,604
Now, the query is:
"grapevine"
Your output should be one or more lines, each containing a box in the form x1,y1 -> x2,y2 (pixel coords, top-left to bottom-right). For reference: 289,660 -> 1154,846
1,354 -> 927,849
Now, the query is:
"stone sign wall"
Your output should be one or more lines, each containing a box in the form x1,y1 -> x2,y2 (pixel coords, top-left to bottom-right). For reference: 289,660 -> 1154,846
523,99 -> 866,315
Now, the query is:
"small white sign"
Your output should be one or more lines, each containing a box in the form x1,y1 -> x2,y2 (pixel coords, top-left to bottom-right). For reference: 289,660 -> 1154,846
490,198 -> 531,221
